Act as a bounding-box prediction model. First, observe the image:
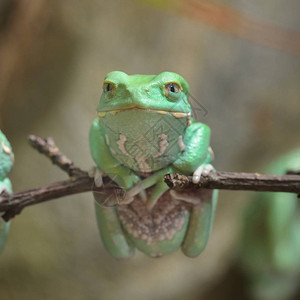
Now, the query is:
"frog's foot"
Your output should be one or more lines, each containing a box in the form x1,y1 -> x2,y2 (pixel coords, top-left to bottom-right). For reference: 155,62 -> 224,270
192,164 -> 214,184
122,181 -> 147,205
91,168 -> 128,207
89,167 -> 106,188
123,167 -> 173,208
122,174 -> 155,204
124,180 -> 169,210
120,193 -> 136,205
122,183 -> 141,204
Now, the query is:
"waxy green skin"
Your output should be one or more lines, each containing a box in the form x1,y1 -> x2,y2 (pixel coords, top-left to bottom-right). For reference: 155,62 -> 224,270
0,130 -> 14,253
90,71 -> 217,259
240,148 -> 300,300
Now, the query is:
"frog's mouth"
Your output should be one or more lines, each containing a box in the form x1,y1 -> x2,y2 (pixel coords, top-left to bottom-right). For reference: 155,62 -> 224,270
98,107 -> 191,119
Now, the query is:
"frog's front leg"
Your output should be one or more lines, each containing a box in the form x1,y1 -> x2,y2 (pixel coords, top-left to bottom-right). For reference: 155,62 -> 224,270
89,119 -> 140,191
172,122 -> 212,174
171,122 -> 217,256
158,122 -> 217,256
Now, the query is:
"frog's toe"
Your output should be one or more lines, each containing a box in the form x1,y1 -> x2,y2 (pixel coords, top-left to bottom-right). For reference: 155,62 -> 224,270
202,164 -> 214,175
122,182 -> 144,204
192,166 -> 203,184
193,164 -> 214,183
93,168 -> 105,187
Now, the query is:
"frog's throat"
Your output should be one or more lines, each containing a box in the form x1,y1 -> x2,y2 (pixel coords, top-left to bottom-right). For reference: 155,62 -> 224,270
98,107 -> 191,119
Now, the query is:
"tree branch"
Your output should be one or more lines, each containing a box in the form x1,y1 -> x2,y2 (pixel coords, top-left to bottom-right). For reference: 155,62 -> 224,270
0,135 -> 299,221
164,172 -> 300,194
0,135 -> 113,221
0,177 -> 93,221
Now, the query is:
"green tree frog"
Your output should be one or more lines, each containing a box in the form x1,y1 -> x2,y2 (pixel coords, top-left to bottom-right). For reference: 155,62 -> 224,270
0,130 -> 14,253
240,148 -> 300,300
90,71 -> 218,259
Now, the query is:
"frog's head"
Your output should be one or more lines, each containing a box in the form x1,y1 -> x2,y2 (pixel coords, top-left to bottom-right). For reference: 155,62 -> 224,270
0,131 -> 14,181
97,71 -> 191,119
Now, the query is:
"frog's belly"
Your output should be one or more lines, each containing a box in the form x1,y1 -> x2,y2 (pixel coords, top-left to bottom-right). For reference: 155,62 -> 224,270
99,110 -> 188,172
117,192 -> 191,257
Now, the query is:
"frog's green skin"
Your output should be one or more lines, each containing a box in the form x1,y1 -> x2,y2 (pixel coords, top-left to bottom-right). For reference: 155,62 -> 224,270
90,71 -> 217,259
0,130 -> 14,253
240,148 -> 300,300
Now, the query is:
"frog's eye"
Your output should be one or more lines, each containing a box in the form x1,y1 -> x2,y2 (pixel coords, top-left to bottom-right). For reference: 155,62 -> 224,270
164,82 -> 181,100
103,81 -> 115,94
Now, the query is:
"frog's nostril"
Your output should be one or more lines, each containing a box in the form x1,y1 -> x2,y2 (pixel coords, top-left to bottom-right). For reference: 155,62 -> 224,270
145,89 -> 150,94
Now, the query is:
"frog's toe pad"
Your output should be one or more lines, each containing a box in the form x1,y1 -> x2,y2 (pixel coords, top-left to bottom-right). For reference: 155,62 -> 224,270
192,164 -> 214,184
91,167 -> 105,187
202,164 -> 214,175
192,166 -> 203,184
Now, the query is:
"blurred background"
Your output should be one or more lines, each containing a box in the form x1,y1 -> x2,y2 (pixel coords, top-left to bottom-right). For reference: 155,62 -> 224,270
0,0 -> 299,299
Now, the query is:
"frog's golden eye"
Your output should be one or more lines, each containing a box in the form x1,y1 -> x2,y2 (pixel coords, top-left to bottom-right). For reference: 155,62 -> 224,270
164,82 -> 181,97
103,81 -> 115,94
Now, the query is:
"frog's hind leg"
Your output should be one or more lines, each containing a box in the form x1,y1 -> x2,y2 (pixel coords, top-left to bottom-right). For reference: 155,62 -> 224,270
94,199 -> 135,260
179,189 -> 218,257
0,219 -> 9,253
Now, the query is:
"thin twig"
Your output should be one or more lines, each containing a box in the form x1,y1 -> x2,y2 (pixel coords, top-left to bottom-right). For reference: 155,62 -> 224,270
28,135 -> 86,178
0,135 -> 299,221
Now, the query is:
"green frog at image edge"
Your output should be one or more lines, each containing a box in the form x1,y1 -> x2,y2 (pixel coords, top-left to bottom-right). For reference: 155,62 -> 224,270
0,130 -> 14,253
90,71 -> 218,259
